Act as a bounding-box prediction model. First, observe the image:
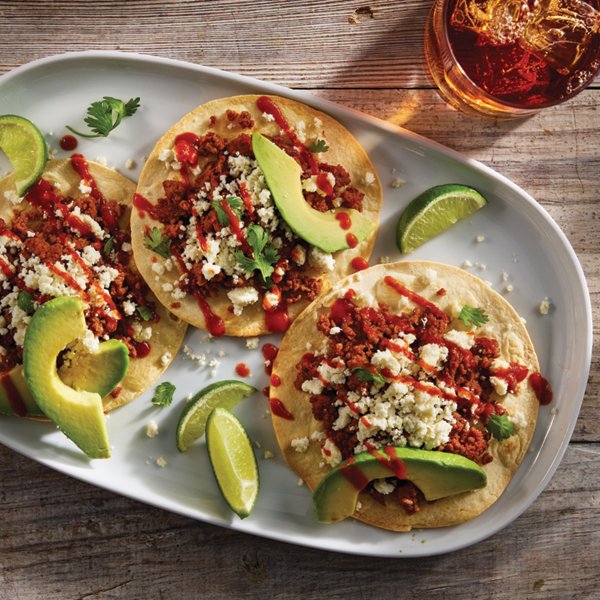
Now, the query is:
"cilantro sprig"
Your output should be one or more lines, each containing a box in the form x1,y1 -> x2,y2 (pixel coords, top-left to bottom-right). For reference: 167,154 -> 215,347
136,306 -> 153,321
152,381 -> 176,408
234,223 -> 279,283
143,227 -> 171,259
213,195 -> 244,227
485,414 -> 515,441
309,139 -> 329,153
352,367 -> 386,385
67,96 -> 140,138
458,305 -> 489,328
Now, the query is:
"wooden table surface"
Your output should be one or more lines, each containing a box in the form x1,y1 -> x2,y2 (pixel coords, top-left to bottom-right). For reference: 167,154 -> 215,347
0,1 -> 598,598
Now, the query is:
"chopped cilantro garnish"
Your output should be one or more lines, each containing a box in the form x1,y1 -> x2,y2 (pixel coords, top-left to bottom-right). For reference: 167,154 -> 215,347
152,381 -> 176,407
485,414 -> 515,440
234,223 -> 279,283
309,139 -> 329,153
67,96 -> 140,139
17,291 -> 34,315
458,305 -> 489,328
136,306 -> 153,321
352,367 -> 386,385
143,227 -> 171,259
212,195 -> 244,227
103,236 -> 114,256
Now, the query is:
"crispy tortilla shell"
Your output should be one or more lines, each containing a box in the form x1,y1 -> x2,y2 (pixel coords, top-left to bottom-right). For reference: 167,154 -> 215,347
0,159 -> 187,414
132,94 -> 383,336
270,261 -> 540,531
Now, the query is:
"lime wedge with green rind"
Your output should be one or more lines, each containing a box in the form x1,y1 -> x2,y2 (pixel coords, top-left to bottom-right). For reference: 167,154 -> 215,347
0,115 -> 48,196
176,380 -> 256,452
397,184 -> 488,254
206,407 -> 259,519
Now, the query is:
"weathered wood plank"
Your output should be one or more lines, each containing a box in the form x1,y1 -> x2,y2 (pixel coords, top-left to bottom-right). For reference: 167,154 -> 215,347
0,442 -> 598,599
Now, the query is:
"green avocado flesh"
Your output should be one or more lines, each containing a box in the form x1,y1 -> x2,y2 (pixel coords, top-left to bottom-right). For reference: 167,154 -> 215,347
313,446 -> 487,524
252,132 -> 373,253
22,296 -> 128,459
0,340 -> 129,418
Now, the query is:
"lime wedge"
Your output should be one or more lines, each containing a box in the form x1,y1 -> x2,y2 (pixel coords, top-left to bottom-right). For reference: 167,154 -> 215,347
176,380 -> 256,452
0,115 -> 48,196
396,184 -> 488,253
206,407 -> 259,519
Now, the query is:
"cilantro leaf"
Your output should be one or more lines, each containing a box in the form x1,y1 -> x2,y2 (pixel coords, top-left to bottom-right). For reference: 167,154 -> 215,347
458,305 -> 489,328
212,195 -> 244,226
136,306 -> 153,321
152,381 -> 176,407
234,223 -> 279,283
67,96 -> 141,138
103,236 -> 114,256
485,414 -> 515,440
352,367 -> 386,385
143,227 -> 171,259
17,291 -> 34,315
309,139 -> 329,153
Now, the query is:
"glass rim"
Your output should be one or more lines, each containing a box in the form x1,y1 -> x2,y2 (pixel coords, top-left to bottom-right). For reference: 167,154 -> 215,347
435,0 -> 600,111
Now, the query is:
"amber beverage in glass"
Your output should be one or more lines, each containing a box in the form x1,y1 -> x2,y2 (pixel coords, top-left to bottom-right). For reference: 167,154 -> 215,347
425,0 -> 600,117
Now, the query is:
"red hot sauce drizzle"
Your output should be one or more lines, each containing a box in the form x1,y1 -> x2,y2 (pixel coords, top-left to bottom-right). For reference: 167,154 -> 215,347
0,373 -> 27,417
133,193 -> 161,221
70,154 -> 104,202
262,343 -> 279,376
59,134 -> 78,151
368,446 -> 408,480
335,212 -> 352,230
255,96 -> 319,175
351,257 -> 369,272
269,397 -> 294,420
340,457 -> 370,491
529,372 -> 553,405
346,233 -> 358,248
264,303 -> 290,333
235,362 -> 250,377
383,275 -> 448,321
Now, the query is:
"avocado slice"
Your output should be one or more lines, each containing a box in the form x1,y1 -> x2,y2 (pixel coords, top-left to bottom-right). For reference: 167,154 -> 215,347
252,132 -> 374,253
59,339 -> 129,398
23,296 -> 128,458
0,341 -> 129,418
313,446 -> 487,524
0,365 -> 44,417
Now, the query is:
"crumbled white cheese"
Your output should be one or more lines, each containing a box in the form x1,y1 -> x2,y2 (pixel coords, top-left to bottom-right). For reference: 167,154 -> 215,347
160,352 -> 172,367
321,438 -> 342,467
302,377 -> 324,395
78,180 -> 93,195
308,247 -> 336,272
475,234 -> 486,243
373,479 -> 396,495
490,376 -> 509,396
317,361 -> 347,385
291,437 -> 309,453
227,286 -> 259,316
245,337 -> 259,350
146,420 -> 159,438
155,456 -> 167,468
418,343 -> 448,371
82,329 -> 100,353
539,297 -> 551,315
444,329 -> 475,349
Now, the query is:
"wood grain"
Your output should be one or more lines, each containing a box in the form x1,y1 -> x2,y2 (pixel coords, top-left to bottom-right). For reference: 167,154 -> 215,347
1,442 -> 598,599
1,0 -> 596,91
0,1 -> 598,598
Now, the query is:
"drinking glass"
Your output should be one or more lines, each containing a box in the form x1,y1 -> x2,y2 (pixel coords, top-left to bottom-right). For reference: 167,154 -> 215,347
424,0 -> 600,117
